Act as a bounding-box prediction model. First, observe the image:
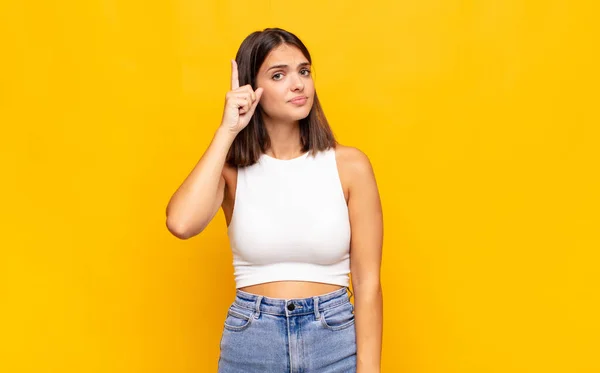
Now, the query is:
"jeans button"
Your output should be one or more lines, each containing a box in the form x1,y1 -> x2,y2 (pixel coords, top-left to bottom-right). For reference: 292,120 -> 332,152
287,303 -> 295,311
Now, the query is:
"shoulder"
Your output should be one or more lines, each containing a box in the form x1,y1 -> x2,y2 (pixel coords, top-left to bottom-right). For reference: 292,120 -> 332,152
332,144 -> 377,199
222,162 -> 237,175
221,163 -> 237,193
333,144 -> 374,178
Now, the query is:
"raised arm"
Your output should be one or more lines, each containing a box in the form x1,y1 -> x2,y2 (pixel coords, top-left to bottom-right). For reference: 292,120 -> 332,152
166,60 -> 263,239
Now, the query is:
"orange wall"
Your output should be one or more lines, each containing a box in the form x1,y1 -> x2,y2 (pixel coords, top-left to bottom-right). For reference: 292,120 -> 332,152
1,1 -> 598,372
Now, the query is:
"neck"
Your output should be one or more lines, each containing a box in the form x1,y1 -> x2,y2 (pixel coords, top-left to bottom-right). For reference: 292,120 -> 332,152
263,117 -> 303,160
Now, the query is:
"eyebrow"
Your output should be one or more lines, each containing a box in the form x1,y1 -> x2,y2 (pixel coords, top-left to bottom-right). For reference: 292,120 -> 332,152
266,62 -> 311,72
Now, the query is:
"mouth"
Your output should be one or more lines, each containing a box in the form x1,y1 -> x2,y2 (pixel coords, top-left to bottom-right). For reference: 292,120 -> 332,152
289,96 -> 308,105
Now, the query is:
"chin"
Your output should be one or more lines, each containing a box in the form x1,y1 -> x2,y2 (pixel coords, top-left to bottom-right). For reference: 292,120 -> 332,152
290,111 -> 311,121
293,106 -> 313,119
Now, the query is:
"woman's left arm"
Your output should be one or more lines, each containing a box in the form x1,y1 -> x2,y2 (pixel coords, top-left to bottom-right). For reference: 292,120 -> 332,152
344,147 -> 384,373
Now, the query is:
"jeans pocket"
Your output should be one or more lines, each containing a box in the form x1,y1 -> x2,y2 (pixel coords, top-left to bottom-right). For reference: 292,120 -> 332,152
223,304 -> 254,331
320,302 -> 355,331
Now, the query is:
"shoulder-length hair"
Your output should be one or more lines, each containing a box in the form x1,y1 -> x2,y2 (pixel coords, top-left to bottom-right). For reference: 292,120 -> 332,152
226,27 -> 337,167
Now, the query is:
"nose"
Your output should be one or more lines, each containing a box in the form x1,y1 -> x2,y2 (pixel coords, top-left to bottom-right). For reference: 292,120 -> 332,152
291,72 -> 304,92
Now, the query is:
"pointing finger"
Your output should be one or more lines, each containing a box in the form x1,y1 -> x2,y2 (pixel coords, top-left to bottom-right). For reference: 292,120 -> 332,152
231,59 -> 239,90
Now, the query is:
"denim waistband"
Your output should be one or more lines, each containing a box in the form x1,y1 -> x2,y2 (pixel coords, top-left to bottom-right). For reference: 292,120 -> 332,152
232,286 -> 353,317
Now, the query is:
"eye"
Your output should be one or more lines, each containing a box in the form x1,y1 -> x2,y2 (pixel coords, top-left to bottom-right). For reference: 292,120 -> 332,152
272,72 -> 284,80
300,68 -> 311,76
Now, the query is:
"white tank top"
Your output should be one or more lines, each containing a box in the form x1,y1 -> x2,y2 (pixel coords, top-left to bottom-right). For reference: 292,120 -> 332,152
227,147 -> 351,288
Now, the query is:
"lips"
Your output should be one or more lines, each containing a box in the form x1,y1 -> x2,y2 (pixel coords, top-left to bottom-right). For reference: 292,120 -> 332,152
289,96 -> 308,105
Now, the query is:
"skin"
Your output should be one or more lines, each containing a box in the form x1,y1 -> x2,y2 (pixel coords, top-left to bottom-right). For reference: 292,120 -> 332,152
221,44 -> 383,370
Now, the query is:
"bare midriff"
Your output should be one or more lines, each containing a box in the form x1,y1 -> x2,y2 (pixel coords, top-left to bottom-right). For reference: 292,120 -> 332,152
239,280 -> 344,299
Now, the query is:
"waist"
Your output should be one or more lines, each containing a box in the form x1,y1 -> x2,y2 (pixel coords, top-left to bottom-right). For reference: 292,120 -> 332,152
239,281 -> 344,299
233,286 -> 352,316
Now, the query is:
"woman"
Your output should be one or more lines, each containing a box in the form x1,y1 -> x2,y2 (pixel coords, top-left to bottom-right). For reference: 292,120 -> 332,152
166,27 -> 383,372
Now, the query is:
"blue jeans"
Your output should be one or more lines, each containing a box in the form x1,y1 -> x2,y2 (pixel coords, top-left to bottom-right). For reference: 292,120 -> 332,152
217,286 -> 357,372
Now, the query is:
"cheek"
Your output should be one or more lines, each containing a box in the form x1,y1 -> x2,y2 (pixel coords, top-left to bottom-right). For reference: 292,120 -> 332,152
259,93 -> 282,115
262,89 -> 284,106
260,93 -> 276,109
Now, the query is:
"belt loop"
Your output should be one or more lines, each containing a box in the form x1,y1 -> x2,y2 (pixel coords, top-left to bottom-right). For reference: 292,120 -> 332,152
254,296 -> 263,319
313,296 -> 320,320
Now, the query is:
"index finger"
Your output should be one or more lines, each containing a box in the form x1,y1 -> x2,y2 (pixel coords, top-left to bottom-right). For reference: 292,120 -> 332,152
231,59 -> 239,90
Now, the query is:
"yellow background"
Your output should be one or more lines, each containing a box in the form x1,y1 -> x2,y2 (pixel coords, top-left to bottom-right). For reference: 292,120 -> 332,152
1,0 -> 598,372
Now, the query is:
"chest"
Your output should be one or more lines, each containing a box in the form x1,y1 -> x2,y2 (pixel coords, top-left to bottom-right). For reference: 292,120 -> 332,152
222,154 -> 350,226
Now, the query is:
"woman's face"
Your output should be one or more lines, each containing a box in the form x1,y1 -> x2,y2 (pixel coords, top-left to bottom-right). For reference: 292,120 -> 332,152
255,44 -> 315,123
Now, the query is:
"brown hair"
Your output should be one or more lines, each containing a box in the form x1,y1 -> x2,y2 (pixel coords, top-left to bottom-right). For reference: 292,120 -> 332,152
226,27 -> 337,167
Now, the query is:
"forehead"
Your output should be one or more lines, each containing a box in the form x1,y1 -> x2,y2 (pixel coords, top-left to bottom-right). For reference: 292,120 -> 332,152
260,44 -> 309,70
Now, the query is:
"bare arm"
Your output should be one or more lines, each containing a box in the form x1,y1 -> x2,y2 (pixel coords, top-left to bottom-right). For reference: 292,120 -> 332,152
166,59 -> 263,240
345,147 -> 383,372
165,127 -> 237,239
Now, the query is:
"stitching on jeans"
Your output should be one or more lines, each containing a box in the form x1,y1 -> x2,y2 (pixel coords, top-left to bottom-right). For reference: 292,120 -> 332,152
224,309 -> 254,331
320,312 -> 355,331
228,309 -> 251,320
232,298 -> 350,316
320,303 -> 355,331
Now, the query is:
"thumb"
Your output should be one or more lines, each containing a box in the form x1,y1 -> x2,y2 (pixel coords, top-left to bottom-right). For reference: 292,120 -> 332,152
254,87 -> 264,103
246,87 -> 263,117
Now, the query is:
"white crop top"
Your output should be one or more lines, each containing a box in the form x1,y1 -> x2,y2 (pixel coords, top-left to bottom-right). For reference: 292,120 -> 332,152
227,147 -> 351,288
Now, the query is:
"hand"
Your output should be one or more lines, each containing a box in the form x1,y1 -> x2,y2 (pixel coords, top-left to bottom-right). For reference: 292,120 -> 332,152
220,59 -> 263,134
